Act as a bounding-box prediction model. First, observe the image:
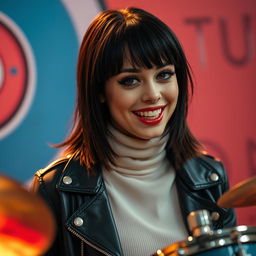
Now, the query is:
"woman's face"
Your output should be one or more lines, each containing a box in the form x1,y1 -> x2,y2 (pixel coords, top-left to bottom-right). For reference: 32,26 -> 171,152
104,58 -> 179,140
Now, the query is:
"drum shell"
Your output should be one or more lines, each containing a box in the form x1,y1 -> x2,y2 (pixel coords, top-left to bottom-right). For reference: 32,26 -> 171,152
152,225 -> 256,256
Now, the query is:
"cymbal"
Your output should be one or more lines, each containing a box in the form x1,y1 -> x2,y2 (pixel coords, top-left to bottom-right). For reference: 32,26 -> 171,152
217,176 -> 256,208
0,175 -> 56,256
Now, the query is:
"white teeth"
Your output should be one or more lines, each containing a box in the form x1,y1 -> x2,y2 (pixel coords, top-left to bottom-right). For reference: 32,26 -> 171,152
135,109 -> 162,117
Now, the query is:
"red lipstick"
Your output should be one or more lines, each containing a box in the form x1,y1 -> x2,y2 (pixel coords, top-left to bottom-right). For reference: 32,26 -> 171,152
133,105 -> 166,126
133,105 -> 165,112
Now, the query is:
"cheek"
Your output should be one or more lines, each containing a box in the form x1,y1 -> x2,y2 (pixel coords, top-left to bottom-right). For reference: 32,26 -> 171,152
166,82 -> 179,103
107,89 -> 135,112
174,86 -> 179,103
106,95 -> 128,123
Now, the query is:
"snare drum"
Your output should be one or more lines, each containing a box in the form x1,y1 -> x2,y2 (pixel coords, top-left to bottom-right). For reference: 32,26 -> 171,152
152,225 -> 256,256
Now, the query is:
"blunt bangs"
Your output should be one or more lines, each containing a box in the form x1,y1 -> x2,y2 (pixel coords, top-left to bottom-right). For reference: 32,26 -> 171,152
99,12 -> 183,83
124,23 -> 180,70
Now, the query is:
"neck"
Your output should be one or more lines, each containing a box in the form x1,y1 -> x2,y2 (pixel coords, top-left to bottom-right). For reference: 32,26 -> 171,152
107,125 -> 169,176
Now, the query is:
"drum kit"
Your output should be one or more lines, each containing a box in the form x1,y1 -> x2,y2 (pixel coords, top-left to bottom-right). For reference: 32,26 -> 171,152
152,176 -> 256,256
0,175 -> 255,255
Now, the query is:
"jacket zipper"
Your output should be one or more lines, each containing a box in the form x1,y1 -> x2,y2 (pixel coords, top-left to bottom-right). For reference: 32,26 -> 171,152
67,227 -> 113,256
81,240 -> 84,256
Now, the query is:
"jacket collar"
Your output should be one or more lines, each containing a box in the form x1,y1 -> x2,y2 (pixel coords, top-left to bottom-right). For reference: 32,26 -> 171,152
56,157 -> 102,194
56,154 -> 222,193
176,154 -> 223,190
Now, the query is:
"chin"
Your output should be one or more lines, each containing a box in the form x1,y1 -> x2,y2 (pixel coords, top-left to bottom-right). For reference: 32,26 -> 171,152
134,129 -> 165,140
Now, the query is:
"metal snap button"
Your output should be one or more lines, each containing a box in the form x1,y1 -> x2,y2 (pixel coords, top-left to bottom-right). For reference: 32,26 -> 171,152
210,172 -> 219,182
74,217 -> 84,227
63,176 -> 72,185
211,211 -> 220,221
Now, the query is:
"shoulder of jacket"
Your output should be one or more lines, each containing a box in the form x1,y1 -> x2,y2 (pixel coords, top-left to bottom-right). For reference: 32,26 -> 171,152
198,151 -> 224,168
35,156 -> 70,178
200,150 -> 222,162
177,152 -> 226,190
35,155 -> 103,194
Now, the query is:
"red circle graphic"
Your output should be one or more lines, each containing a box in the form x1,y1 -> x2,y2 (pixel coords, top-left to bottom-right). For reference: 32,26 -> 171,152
0,22 -> 28,128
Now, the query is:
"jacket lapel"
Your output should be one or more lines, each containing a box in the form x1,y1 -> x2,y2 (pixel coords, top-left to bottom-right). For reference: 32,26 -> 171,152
56,159 -> 124,256
175,155 -> 230,233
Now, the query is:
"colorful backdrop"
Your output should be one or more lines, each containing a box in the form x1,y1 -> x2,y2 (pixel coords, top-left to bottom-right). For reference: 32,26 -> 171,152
1,0 -> 255,225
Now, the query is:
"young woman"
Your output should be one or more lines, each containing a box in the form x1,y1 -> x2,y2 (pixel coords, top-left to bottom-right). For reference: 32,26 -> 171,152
31,7 -> 236,256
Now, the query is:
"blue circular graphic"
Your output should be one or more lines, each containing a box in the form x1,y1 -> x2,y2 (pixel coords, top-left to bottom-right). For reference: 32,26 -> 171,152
0,1 -> 78,182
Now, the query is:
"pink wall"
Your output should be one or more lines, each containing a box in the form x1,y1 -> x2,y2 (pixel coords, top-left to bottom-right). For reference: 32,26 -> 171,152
106,0 -> 256,225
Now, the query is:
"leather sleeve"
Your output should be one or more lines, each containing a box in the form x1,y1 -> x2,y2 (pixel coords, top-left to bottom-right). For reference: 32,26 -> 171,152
30,167 -> 66,256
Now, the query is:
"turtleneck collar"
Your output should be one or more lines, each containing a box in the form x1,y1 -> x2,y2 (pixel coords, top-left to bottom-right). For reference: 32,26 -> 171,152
107,125 -> 169,176
103,127 -> 186,256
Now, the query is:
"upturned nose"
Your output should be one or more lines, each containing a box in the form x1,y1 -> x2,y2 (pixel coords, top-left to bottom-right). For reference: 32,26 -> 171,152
141,82 -> 161,104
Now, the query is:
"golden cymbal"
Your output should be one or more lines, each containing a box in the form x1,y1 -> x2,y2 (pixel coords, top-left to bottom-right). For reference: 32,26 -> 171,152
217,176 -> 256,208
0,175 -> 56,256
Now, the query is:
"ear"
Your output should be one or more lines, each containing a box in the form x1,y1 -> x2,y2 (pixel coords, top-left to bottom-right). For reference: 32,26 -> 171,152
99,94 -> 105,103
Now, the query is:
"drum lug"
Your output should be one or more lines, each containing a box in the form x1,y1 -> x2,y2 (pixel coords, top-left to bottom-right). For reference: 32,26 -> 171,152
187,210 -> 213,237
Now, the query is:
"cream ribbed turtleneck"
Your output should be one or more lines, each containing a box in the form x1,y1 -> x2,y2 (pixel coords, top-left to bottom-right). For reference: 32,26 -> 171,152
102,126 -> 187,256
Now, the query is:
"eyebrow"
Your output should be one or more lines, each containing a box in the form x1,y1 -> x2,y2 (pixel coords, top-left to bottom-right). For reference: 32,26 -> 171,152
120,68 -> 140,73
120,64 -> 173,74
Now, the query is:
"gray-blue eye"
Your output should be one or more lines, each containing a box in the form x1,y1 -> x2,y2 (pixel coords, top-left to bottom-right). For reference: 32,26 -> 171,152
157,70 -> 175,80
118,76 -> 140,87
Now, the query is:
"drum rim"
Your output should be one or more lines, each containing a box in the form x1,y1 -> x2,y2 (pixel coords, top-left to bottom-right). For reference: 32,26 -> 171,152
154,225 -> 256,256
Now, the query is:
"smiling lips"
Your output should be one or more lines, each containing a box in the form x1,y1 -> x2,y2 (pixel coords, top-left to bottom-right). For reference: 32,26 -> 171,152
133,105 -> 166,125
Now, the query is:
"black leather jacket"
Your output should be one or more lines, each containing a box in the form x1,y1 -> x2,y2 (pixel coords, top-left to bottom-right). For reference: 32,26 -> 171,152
30,154 -> 236,256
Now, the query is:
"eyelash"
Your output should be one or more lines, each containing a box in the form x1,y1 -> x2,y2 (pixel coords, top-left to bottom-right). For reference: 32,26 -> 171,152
118,70 -> 175,87
118,76 -> 139,87
157,70 -> 175,80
